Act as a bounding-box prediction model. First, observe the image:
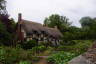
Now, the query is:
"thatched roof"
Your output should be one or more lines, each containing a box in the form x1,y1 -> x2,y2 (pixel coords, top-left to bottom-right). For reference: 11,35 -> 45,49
44,27 -> 63,38
19,19 -> 63,38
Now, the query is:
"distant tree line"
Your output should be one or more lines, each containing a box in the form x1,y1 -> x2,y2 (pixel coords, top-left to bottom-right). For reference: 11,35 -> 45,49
44,14 -> 96,41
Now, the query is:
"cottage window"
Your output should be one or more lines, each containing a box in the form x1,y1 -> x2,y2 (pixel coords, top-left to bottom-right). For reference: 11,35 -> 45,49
44,37 -> 47,40
40,34 -> 43,37
33,34 -> 36,38
49,38 -> 52,42
38,37 -> 41,41
29,37 -> 32,40
27,38 -> 30,41
56,40 -> 60,45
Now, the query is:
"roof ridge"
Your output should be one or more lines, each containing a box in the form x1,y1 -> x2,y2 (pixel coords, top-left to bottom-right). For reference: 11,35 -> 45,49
22,19 -> 43,25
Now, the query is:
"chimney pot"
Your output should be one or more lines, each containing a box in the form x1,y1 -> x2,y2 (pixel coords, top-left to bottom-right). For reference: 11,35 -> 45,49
18,13 -> 22,22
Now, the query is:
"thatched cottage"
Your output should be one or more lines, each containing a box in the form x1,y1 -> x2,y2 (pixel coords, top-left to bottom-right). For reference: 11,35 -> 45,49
16,13 -> 63,45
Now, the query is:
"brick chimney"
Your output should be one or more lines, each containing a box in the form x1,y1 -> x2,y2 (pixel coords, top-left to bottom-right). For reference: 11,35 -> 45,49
17,13 -> 24,41
18,13 -> 22,22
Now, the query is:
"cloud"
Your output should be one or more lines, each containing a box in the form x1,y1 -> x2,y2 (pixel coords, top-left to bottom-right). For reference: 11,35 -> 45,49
6,0 -> 96,27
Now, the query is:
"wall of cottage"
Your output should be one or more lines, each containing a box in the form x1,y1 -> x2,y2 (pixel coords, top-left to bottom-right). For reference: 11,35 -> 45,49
21,28 -> 26,38
21,30 -> 61,46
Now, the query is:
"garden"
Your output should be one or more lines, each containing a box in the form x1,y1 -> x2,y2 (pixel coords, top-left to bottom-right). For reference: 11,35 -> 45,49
0,40 -> 93,64
0,0 -> 95,64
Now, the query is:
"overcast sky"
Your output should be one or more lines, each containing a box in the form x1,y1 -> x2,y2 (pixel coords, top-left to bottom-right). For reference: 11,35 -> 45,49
6,0 -> 96,27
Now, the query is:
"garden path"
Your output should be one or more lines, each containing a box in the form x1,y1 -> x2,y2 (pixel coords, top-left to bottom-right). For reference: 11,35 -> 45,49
34,56 -> 48,64
68,55 -> 89,64
69,41 -> 96,64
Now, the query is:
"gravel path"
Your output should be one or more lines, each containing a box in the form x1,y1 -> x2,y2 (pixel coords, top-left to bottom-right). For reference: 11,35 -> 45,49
69,41 -> 96,64
68,55 -> 90,64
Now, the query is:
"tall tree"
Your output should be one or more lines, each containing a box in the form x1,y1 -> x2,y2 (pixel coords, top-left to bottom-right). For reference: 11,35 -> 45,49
0,0 -> 7,14
79,17 -> 94,28
80,16 -> 96,39
44,14 -> 71,32
44,17 -> 49,26
0,0 -> 16,45
0,0 -> 15,33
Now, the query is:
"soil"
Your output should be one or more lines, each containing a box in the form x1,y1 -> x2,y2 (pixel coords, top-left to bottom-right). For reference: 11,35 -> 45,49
33,56 -> 48,64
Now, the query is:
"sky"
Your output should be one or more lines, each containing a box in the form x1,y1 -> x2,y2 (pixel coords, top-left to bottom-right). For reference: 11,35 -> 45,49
6,0 -> 96,27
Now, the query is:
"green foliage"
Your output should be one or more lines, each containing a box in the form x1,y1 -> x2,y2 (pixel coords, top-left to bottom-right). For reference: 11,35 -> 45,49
22,40 -> 37,49
0,40 -> 93,64
44,14 -> 71,32
0,21 -> 12,45
0,46 -> 41,64
44,14 -> 96,40
79,17 -> 96,39
60,40 -> 76,46
30,45 -> 47,54
47,51 -> 76,64
80,17 -> 94,28
30,56 -> 40,62
0,13 -> 16,46
19,60 -> 31,64
39,42 -> 49,47
0,46 -> 25,64
57,40 -> 92,55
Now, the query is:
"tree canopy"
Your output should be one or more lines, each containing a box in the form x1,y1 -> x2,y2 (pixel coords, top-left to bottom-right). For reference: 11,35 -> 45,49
79,16 -> 96,39
0,0 -> 7,14
44,14 -> 71,32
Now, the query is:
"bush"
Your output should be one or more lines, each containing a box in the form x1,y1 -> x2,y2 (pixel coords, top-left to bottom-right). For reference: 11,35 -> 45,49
0,47 -> 6,63
22,40 -> 37,49
60,40 -> 76,46
0,47 -> 17,64
39,42 -> 50,47
47,51 -> 76,64
0,46 -> 30,64
29,45 -> 47,55
57,40 -> 92,56
38,45 -> 47,52
0,45 -> 43,64
19,60 -> 31,64
0,21 -> 13,46
57,46 -> 74,51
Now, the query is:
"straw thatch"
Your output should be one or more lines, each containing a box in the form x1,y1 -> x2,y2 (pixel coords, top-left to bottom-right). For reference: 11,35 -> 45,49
19,19 -> 63,39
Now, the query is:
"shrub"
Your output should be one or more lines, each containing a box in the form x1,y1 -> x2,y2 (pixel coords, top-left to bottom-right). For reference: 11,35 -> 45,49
57,46 -> 73,51
0,46 -> 29,64
22,40 -> 37,49
31,57 -> 40,62
19,60 -> 31,64
0,21 -> 14,46
38,45 -> 47,52
60,40 -> 76,46
0,47 -> 17,64
39,42 -> 50,47
57,40 -> 92,54
29,45 -> 47,55
47,51 -> 76,64
0,47 -> 6,63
